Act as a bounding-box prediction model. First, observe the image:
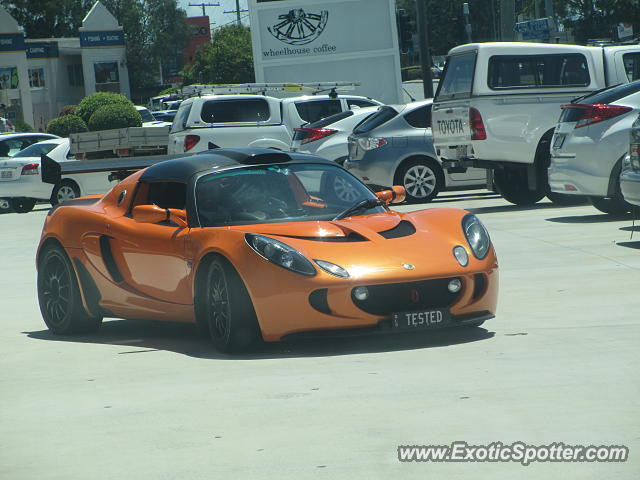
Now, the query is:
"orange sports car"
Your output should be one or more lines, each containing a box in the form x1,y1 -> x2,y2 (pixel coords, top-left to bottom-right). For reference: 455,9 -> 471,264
36,148 -> 498,352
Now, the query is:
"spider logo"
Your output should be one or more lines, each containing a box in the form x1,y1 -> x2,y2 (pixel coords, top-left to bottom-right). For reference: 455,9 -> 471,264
268,9 -> 329,45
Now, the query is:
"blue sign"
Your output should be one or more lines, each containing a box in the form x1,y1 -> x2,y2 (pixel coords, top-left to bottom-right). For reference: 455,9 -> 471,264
80,31 -> 125,48
0,33 -> 26,52
26,42 -> 59,59
514,18 -> 551,40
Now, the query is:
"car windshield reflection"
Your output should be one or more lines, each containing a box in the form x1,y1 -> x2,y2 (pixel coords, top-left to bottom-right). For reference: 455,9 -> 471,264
195,163 -> 384,226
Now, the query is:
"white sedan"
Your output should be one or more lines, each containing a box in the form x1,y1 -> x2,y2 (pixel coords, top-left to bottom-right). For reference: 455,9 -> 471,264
0,138 -> 117,213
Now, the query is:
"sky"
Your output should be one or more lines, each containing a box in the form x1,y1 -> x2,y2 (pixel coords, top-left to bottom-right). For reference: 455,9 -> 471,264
178,0 -> 250,29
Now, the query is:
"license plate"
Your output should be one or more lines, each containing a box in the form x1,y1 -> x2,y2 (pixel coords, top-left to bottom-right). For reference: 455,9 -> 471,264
0,169 -> 12,179
455,145 -> 468,158
553,135 -> 565,149
392,309 -> 450,331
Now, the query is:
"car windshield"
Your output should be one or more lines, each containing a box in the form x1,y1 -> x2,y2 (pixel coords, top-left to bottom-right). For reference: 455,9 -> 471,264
12,142 -> 58,158
137,108 -> 157,122
196,163 -> 384,227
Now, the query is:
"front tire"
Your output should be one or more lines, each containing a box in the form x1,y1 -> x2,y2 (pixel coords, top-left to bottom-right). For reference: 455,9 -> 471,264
8,197 -> 36,213
37,245 -> 102,334
51,180 -> 80,206
395,158 -> 443,203
203,258 -> 260,352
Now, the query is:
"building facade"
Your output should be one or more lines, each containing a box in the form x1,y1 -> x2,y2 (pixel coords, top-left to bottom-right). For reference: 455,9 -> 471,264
0,1 -> 130,131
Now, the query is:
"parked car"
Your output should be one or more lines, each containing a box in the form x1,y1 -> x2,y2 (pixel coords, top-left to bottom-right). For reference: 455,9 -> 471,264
36,147 -> 498,352
621,113 -> 640,207
168,94 -> 382,155
549,80 -> 640,214
152,109 -> 177,122
0,138 -> 117,213
290,106 -> 379,164
344,100 -> 485,203
0,132 -> 59,158
0,117 -> 15,133
135,106 -> 171,127
432,42 -> 640,205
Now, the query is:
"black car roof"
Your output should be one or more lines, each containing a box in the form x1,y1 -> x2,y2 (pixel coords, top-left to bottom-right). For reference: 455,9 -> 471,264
139,148 -> 335,183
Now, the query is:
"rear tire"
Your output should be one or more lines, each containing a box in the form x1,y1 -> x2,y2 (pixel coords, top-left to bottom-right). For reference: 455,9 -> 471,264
493,167 -> 545,206
8,197 -> 36,213
51,180 -> 80,206
37,245 -> 102,334
394,158 -> 443,203
202,257 -> 260,353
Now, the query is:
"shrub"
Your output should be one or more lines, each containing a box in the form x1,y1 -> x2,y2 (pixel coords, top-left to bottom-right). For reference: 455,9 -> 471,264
46,114 -> 88,137
13,120 -> 34,132
76,92 -> 134,124
88,103 -> 142,131
59,105 -> 78,117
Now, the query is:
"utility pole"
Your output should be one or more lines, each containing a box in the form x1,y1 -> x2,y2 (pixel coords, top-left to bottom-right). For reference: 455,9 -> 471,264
189,2 -> 220,17
415,0 -> 433,98
224,1 -> 249,26
463,3 -> 472,43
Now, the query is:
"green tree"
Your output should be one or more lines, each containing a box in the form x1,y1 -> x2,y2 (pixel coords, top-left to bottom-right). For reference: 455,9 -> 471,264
0,0 -> 92,38
182,25 -> 255,85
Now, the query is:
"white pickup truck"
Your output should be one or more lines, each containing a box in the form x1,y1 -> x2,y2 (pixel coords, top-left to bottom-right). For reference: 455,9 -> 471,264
168,93 -> 382,155
432,42 -> 640,205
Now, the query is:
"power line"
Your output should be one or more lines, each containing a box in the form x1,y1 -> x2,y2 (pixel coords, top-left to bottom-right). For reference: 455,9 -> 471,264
188,2 -> 220,17
223,0 -> 248,26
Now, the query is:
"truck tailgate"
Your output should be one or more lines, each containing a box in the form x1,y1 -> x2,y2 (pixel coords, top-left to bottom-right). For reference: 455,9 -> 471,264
432,100 -> 471,149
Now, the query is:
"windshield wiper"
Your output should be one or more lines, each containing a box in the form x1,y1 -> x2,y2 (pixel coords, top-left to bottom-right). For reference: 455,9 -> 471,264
332,198 -> 385,221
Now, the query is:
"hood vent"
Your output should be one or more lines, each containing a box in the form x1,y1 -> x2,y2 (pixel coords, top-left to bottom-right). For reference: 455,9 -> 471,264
281,232 -> 368,242
378,220 -> 416,239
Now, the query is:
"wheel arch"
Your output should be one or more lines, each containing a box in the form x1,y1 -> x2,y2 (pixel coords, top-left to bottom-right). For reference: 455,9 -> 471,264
393,154 -> 442,185
606,153 -> 627,198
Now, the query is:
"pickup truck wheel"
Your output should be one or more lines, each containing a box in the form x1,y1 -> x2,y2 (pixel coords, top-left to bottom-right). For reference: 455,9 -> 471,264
8,197 -> 36,213
493,168 -> 544,205
51,180 -> 80,206
395,158 -> 443,203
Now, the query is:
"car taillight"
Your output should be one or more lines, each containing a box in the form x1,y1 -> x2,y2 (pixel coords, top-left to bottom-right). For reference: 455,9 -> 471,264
184,135 -> 200,151
358,137 -> 387,151
573,104 -> 632,128
469,108 -> 486,140
21,163 -> 39,175
293,127 -> 338,145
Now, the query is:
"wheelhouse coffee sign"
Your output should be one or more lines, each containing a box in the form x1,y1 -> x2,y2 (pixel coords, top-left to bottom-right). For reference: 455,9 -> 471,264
248,0 -> 403,104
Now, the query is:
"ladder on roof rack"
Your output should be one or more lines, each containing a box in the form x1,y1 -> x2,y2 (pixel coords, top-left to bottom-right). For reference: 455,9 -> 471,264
181,82 -> 361,98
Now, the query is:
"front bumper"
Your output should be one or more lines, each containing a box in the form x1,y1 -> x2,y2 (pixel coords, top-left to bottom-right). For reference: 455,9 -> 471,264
620,170 -> 640,206
249,263 -> 499,342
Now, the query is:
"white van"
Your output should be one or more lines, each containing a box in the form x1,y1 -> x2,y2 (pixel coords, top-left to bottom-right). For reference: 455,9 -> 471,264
432,42 -> 640,205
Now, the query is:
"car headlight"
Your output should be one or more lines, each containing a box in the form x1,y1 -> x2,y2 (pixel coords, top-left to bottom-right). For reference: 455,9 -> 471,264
462,214 -> 491,259
245,233 -> 316,276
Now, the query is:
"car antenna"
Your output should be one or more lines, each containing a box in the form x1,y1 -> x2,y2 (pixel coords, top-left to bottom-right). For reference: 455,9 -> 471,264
403,86 -> 416,102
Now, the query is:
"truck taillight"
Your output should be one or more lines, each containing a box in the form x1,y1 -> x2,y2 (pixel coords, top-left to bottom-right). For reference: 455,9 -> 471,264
21,163 -> 39,175
293,127 -> 338,145
574,104 -> 632,128
469,108 -> 486,140
184,135 -> 200,152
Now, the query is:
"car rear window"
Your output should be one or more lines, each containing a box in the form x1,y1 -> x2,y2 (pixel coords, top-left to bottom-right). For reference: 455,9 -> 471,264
170,102 -> 193,133
11,142 -> 58,157
623,53 -> 640,82
295,100 -> 342,123
346,99 -> 379,109
353,106 -> 398,134
577,79 -> 640,105
435,52 -> 476,101
404,105 -> 432,128
306,110 -> 353,129
488,54 -> 590,89
201,98 -> 270,123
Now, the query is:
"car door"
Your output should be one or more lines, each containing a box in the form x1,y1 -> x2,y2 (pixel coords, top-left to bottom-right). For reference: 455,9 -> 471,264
104,181 -> 192,304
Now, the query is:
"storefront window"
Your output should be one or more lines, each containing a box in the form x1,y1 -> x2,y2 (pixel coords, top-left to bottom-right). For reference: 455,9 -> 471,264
94,62 -> 120,92
0,67 -> 19,89
29,68 -> 45,88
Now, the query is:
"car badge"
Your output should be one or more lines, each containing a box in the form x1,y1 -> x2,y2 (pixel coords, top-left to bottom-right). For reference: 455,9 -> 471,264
403,263 -> 415,270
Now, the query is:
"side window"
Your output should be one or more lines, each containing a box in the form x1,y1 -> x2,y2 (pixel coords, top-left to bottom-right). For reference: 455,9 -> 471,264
200,99 -> 270,123
295,100 -> 342,123
404,105 -> 432,128
170,102 -> 193,133
488,54 -> 590,89
5,139 -> 35,156
347,99 -> 378,109
148,182 -> 187,210
623,53 -> 640,81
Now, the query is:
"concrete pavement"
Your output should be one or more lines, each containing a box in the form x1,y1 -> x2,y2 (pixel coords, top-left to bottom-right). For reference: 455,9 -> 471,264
1,193 -> 639,479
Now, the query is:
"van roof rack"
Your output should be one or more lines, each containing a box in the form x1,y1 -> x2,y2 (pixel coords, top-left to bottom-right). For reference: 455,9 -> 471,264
180,82 -> 361,98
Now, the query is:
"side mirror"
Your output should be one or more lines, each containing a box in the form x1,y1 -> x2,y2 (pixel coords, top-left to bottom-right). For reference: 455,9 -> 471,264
132,204 -> 188,227
375,185 -> 406,204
